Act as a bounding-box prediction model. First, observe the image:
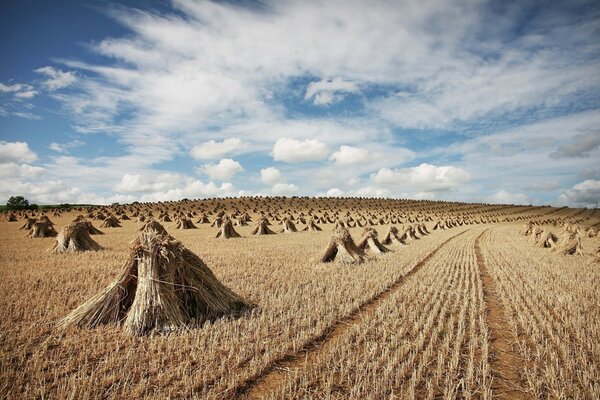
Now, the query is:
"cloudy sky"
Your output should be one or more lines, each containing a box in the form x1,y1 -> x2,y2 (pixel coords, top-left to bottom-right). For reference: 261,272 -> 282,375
1,0 -> 599,206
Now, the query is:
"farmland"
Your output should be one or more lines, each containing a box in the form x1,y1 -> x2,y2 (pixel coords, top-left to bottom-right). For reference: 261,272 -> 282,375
0,197 -> 599,399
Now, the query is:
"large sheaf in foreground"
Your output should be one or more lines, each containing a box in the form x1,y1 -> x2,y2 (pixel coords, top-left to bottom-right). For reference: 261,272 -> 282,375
61,221 -> 254,335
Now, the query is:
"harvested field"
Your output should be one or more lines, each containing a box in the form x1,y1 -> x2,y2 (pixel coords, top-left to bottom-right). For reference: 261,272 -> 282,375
1,197 -> 599,399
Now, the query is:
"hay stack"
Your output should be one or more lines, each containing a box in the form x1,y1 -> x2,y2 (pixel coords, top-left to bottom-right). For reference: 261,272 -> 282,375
251,218 -> 275,235
51,221 -> 103,253
280,218 -> 298,233
176,218 -> 197,229
7,213 -> 17,222
19,218 -> 37,230
60,222 -> 254,335
302,220 -> 322,231
535,230 -> 558,248
358,228 -> 391,254
29,221 -> 58,238
196,214 -> 209,224
320,226 -> 368,264
522,222 -> 533,236
100,215 -> 122,228
215,219 -> 241,239
382,226 -> 405,245
554,233 -> 583,256
529,227 -> 542,243
120,214 -> 131,221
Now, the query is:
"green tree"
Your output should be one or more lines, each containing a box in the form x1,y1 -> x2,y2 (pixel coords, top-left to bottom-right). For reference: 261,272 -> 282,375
6,196 -> 37,210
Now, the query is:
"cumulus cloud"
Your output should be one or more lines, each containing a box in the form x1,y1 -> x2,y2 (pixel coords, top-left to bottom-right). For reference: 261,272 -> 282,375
113,173 -> 183,193
550,130 -> 600,159
272,138 -> 329,163
0,163 -> 46,179
189,138 -> 248,160
112,171 -> 237,201
197,158 -> 244,181
325,188 -> 344,197
35,66 -> 77,90
372,163 -> 470,192
0,141 -> 37,163
305,77 -> 360,106
329,145 -> 370,166
486,190 -> 532,205
271,182 -> 299,195
260,167 -> 283,184
559,180 -> 600,207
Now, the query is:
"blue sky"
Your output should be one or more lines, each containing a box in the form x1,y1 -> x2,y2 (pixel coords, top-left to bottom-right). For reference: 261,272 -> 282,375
1,0 -> 599,206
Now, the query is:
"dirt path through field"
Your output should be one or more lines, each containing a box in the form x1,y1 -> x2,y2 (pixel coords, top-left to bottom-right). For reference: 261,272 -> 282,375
238,228 -> 470,399
475,230 -> 531,400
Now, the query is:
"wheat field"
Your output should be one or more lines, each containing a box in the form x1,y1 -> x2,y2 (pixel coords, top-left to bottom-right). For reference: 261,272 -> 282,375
1,197 -> 599,399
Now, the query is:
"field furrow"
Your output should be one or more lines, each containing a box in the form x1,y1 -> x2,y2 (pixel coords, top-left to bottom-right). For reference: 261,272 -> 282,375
240,229 -> 470,398
480,226 -> 600,399
265,228 -> 492,399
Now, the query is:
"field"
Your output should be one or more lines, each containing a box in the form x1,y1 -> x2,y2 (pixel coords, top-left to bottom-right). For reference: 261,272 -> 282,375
1,197 -> 599,399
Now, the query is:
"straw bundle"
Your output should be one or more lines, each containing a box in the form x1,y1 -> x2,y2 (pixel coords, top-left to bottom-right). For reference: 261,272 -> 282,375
60,222 -> 254,335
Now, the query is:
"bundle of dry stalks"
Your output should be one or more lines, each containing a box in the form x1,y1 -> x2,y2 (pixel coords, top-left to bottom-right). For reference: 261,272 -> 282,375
535,229 -> 558,248
321,226 -> 368,264
51,221 -> 103,253
554,232 -> 584,256
19,218 -> 37,230
176,218 -> 197,230
358,228 -> 391,254
215,219 -> 241,239
60,222 -> 254,335
251,218 -> 275,235
29,221 -> 58,238
100,215 -> 122,228
381,226 -> 405,245
196,214 -> 209,224
302,220 -> 322,231
280,218 -> 298,233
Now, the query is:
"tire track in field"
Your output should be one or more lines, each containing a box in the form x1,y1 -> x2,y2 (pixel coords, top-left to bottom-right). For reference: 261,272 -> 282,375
475,230 -> 531,400
236,228 -> 471,399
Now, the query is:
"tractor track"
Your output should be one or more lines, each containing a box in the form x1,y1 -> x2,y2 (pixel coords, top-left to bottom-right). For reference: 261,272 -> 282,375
235,228 -> 471,399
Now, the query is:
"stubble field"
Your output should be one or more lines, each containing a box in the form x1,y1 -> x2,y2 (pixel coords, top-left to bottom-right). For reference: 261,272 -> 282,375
1,197 -> 599,399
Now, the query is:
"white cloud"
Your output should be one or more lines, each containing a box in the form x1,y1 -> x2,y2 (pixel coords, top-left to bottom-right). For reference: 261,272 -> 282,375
189,138 -> 248,160
48,139 -> 84,153
0,83 -> 22,93
0,141 -> 37,163
260,167 -> 283,184
524,180 -> 560,192
559,180 -> 600,207
272,138 -> 329,163
113,173 -> 183,193
305,77 -> 360,106
0,82 -> 37,99
329,145 -> 370,166
271,182 -> 299,195
551,129 -> 600,159
372,163 -> 470,192
35,66 -> 77,90
14,89 -> 38,99
485,190 -> 533,205
325,188 -> 344,197
0,163 -> 46,179
197,158 -> 244,180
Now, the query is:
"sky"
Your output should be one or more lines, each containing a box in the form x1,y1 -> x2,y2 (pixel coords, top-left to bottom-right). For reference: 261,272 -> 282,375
1,0 -> 599,207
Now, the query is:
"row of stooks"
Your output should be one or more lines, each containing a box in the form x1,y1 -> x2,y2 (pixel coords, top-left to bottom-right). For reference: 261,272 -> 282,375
24,216 -> 438,336
10,211 -> 455,240
522,221 -> 600,258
